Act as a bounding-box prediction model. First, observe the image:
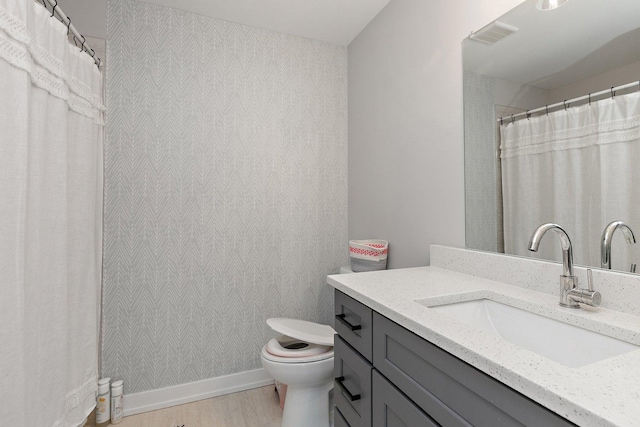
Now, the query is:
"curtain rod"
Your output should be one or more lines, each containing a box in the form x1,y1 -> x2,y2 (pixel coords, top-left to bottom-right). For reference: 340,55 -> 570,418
498,80 -> 640,125
38,0 -> 101,68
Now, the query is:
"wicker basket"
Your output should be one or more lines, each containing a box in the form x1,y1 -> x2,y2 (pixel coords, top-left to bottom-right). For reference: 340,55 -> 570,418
349,240 -> 388,272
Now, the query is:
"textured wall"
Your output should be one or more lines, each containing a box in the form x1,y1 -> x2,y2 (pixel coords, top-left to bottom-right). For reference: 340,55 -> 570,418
104,0 -> 348,393
464,72 -> 549,254
463,71 -> 500,253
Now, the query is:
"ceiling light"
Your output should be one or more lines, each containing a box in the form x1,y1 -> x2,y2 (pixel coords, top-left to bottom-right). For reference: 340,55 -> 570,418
536,0 -> 570,11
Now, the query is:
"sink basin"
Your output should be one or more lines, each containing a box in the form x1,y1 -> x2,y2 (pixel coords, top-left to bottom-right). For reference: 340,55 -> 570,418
426,298 -> 638,367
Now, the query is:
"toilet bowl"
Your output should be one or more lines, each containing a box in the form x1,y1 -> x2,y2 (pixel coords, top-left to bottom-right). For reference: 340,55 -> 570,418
261,318 -> 336,427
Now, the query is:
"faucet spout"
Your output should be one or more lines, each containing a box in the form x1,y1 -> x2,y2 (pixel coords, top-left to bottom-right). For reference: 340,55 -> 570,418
527,223 -> 601,308
528,223 -> 574,277
601,221 -> 636,270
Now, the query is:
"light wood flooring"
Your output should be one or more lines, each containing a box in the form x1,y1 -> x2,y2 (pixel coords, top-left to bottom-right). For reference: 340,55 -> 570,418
84,385 -> 282,427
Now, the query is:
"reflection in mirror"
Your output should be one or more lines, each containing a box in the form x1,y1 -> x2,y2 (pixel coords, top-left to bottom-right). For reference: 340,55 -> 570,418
463,0 -> 640,274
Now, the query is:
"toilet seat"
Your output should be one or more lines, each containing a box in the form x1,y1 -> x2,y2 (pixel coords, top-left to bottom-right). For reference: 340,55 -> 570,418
266,335 -> 331,357
262,318 -> 336,364
262,341 -> 334,363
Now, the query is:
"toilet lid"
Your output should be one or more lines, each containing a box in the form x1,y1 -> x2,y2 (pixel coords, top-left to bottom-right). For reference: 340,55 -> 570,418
266,318 -> 335,346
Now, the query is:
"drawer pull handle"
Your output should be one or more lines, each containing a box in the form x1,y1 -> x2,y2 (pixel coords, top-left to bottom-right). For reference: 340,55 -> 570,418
335,314 -> 362,331
335,376 -> 361,401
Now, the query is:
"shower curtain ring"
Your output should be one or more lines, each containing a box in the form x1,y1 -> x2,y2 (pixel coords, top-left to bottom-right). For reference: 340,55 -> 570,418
500,117 -> 503,126
89,48 -> 95,58
564,100 -> 569,111
546,105 -> 549,115
66,17 -> 71,35
72,35 -> 78,47
611,87 -> 616,98
50,0 -> 58,17
80,35 -> 85,52
526,110 -> 531,120
97,58 -> 101,67
511,114 -> 515,124
589,93 -> 591,105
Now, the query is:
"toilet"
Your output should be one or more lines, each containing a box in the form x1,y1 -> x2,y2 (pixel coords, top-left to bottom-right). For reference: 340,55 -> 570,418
261,318 -> 336,427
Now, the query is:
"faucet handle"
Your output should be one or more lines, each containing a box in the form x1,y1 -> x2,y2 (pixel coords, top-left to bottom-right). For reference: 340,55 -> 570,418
568,288 -> 602,307
568,269 -> 601,307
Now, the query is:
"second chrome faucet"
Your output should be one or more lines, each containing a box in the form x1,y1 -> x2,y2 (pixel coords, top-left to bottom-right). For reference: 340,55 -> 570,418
601,220 -> 636,272
528,223 -> 601,309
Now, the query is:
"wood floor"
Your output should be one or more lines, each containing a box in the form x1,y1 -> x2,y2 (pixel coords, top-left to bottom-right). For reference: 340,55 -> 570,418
84,385 -> 283,427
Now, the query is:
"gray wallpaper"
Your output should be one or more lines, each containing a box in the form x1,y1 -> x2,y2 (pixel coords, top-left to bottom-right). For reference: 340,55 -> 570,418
463,71 -> 501,253
103,0 -> 348,393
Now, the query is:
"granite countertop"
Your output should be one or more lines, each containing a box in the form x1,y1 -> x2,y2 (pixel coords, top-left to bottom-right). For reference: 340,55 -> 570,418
327,266 -> 640,427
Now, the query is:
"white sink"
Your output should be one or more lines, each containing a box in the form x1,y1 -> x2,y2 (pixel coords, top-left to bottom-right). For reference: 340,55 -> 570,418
427,298 -> 638,367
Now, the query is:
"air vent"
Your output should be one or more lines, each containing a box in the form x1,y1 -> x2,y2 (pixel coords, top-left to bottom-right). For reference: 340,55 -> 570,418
469,20 -> 519,45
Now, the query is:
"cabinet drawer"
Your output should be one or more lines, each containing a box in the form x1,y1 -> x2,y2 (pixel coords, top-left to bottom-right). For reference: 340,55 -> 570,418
373,371 -> 439,427
334,407 -> 350,427
335,290 -> 373,362
373,313 -> 575,427
334,335 -> 372,427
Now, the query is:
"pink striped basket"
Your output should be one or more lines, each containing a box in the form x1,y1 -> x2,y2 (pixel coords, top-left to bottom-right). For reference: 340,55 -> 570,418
349,240 -> 388,272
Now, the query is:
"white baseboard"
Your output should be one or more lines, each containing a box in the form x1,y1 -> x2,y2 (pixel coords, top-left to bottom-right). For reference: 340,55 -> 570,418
123,368 -> 274,417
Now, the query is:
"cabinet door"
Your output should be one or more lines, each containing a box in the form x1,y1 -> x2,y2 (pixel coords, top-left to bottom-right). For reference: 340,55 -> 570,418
335,290 -> 373,362
335,335 -> 373,427
372,371 -> 439,427
335,407 -> 351,427
373,312 -> 575,427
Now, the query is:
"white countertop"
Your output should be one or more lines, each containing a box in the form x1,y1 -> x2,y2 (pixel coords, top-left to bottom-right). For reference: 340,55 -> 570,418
327,266 -> 640,427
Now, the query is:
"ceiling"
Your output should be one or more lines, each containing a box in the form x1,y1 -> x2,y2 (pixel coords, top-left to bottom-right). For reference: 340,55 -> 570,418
464,0 -> 640,89
135,0 -> 390,46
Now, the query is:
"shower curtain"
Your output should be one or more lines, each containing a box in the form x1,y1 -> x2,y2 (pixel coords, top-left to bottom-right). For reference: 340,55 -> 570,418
501,91 -> 640,270
0,1 -> 103,426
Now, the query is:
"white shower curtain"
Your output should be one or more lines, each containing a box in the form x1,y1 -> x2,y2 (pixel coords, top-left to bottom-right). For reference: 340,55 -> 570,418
0,1 -> 103,426
501,91 -> 640,271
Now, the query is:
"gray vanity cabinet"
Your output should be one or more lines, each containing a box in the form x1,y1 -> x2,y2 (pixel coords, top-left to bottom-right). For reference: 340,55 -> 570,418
335,290 -> 373,361
372,371 -> 438,427
334,291 -> 373,426
334,290 -> 576,427
373,312 -> 575,427
335,335 -> 372,426
335,408 -> 351,427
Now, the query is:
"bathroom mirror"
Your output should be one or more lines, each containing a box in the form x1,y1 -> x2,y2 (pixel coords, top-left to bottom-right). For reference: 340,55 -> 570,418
463,0 -> 640,273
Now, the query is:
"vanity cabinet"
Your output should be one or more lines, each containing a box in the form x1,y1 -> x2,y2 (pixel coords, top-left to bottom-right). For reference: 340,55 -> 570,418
334,291 -> 373,426
334,290 -> 575,427
372,371 -> 438,427
334,335 -> 372,426
334,290 -> 373,361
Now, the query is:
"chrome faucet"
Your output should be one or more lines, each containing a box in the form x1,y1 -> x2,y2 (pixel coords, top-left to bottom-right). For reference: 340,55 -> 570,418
528,223 -> 601,309
601,220 -> 636,271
